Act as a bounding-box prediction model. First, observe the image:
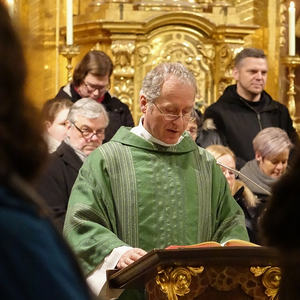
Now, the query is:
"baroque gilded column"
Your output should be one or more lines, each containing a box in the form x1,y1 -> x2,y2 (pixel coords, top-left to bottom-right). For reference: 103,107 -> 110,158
212,25 -> 258,100
111,37 -> 136,117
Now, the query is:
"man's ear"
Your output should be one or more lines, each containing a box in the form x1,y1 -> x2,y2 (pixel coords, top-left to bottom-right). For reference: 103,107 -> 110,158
255,152 -> 262,162
65,120 -> 72,130
232,67 -> 239,81
140,95 -> 147,114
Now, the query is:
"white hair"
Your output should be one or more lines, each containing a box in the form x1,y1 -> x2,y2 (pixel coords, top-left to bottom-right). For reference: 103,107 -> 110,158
67,98 -> 109,125
139,62 -> 197,103
253,127 -> 293,158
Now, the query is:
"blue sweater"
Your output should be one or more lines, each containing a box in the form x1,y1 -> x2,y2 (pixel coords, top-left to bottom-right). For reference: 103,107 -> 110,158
0,185 -> 92,300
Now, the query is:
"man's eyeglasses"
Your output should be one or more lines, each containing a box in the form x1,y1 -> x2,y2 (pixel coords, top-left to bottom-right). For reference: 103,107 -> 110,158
83,81 -> 109,93
72,122 -> 105,139
152,103 -> 192,122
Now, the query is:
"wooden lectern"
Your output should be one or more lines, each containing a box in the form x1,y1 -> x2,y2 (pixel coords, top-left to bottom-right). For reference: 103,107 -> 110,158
108,247 -> 281,299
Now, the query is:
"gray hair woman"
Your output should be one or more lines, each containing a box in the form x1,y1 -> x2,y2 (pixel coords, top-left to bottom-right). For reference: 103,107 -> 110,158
240,127 -> 293,196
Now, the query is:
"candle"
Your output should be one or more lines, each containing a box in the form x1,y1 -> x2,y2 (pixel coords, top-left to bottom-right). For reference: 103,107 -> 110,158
289,1 -> 296,56
66,0 -> 73,45
6,0 -> 14,17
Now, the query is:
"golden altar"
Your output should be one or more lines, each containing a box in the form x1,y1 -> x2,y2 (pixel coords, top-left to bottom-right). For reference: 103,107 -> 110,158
6,0 -> 300,128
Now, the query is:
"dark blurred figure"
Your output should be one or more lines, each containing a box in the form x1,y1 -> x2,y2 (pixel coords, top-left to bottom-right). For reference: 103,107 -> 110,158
261,146 -> 300,300
0,3 -> 92,299
55,50 -> 134,142
196,116 -> 223,148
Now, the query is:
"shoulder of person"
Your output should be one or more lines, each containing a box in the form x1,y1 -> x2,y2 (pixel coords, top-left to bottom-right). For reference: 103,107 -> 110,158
205,85 -> 238,113
262,90 -> 288,110
105,93 -> 130,110
54,84 -> 72,100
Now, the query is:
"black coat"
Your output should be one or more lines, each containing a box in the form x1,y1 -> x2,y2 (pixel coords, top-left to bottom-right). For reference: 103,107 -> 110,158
204,85 -> 299,168
36,142 -> 83,232
55,83 -> 134,142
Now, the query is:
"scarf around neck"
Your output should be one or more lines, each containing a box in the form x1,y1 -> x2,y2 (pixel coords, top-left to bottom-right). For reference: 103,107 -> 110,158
240,159 -> 276,195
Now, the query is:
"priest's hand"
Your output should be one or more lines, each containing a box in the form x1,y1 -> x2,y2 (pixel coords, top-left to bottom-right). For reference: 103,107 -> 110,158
117,248 -> 147,269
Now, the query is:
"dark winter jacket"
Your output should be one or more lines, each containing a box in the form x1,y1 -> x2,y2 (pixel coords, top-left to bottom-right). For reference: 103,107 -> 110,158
204,84 -> 299,168
55,83 -> 134,142
36,142 -> 83,232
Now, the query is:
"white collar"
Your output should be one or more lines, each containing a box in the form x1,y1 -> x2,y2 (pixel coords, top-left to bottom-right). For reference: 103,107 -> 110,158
130,117 -> 184,147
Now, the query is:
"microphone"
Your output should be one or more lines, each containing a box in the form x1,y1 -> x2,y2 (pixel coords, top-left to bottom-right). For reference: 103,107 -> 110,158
216,161 -> 271,196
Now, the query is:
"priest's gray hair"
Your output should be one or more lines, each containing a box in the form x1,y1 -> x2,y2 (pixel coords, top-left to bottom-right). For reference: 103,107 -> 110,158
67,97 -> 109,125
140,62 -> 197,103
253,127 -> 293,158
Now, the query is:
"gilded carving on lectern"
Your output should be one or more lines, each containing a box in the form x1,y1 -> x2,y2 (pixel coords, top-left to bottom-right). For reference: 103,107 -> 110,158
155,266 -> 204,300
251,266 -> 281,300
152,264 -> 281,299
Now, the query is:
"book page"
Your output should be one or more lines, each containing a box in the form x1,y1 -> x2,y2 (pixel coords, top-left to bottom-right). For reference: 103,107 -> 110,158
224,239 -> 260,247
166,239 -> 260,249
166,241 -> 222,249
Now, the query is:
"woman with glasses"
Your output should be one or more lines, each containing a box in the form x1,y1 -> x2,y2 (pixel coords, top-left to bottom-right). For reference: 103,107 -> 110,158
206,144 -> 259,243
55,50 -> 134,142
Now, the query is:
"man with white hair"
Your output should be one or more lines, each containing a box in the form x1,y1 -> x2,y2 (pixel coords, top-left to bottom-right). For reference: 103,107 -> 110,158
37,98 -> 109,231
64,63 -> 248,299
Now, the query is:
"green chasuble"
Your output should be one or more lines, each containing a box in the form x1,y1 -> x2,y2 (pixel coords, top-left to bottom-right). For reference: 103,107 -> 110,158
64,126 -> 248,282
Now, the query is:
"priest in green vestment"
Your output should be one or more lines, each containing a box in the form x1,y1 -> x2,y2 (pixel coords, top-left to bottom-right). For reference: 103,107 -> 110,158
64,62 -> 249,299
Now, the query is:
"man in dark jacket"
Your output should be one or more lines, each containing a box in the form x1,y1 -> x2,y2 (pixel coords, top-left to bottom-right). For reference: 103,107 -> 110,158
204,48 -> 298,168
55,50 -> 134,142
37,98 -> 109,231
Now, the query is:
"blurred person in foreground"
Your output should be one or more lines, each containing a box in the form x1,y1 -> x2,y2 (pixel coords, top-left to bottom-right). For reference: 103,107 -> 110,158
55,50 -> 134,142
41,98 -> 72,152
37,98 -> 109,232
206,144 -> 259,243
64,62 -> 248,300
261,147 -> 300,300
0,3 -> 92,299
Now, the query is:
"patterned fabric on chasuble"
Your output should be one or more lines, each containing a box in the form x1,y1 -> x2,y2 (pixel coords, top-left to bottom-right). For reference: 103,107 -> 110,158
64,126 -> 248,277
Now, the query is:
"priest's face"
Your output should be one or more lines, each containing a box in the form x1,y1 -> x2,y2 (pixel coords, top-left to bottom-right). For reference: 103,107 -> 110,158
141,76 -> 195,144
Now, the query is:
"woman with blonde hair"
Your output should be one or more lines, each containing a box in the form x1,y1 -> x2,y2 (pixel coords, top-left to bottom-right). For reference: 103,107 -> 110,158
206,144 -> 259,242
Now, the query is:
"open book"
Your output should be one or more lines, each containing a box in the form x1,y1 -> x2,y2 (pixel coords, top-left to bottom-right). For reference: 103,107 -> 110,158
165,239 -> 259,250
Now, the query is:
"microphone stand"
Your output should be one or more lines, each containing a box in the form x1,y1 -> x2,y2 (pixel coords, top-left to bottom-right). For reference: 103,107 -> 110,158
216,162 -> 271,196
